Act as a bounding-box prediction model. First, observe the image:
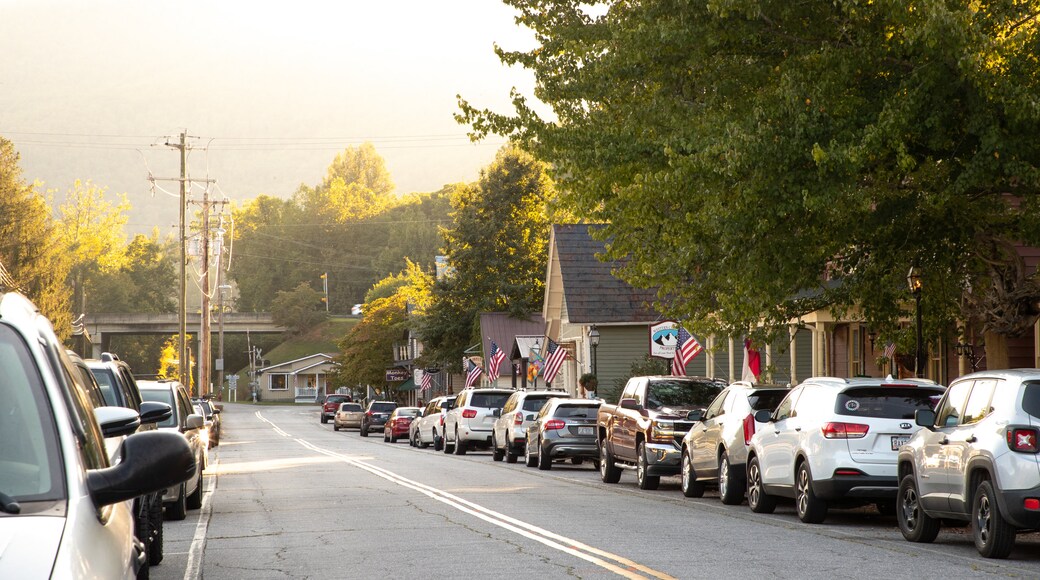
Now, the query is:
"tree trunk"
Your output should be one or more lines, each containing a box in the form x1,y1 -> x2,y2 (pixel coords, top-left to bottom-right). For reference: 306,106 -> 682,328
984,331 -> 1009,370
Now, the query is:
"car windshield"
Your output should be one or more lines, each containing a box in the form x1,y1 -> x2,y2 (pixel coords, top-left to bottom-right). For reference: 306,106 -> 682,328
835,387 -> 945,419
89,368 -> 120,406
370,402 -> 396,412
553,404 -> 600,418
327,395 -> 350,405
470,392 -> 511,408
141,389 -> 178,428
645,380 -> 722,410
397,408 -> 420,418
748,390 -> 788,412
0,324 -> 64,505
522,396 -> 557,412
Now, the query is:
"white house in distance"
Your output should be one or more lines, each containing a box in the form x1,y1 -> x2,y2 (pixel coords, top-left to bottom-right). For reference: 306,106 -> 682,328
257,353 -> 339,403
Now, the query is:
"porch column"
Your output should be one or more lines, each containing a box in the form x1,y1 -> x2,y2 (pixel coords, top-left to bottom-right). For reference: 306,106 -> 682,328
705,336 -> 715,378
789,325 -> 798,385
728,337 -> 736,382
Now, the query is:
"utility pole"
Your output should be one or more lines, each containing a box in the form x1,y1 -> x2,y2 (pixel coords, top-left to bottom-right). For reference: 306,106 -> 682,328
199,185 -> 211,397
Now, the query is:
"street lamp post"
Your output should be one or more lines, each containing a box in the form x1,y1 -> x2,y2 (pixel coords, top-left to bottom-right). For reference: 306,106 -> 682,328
588,325 -> 600,377
907,267 -> 925,378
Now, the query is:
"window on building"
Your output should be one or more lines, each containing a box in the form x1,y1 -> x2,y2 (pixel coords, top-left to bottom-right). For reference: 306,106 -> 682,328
270,374 -> 288,391
850,326 -> 864,377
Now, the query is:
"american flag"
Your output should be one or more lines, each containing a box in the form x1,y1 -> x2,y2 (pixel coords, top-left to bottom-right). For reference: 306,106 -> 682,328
883,342 -> 896,360
487,340 -> 507,381
542,338 -> 568,384
671,326 -> 703,376
464,357 -> 482,388
420,370 -> 433,393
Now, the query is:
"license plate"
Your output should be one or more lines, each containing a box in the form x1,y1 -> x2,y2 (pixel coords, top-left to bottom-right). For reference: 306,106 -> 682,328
891,435 -> 910,450
578,426 -> 594,436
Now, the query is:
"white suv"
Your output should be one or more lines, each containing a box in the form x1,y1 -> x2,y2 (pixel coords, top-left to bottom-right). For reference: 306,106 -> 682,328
491,390 -> 569,463
0,291 -> 194,579
443,388 -> 514,455
746,377 -> 944,523
897,369 -> 1040,558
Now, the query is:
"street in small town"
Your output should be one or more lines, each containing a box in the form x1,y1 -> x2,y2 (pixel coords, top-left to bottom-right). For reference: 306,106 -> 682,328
152,403 -> 1040,580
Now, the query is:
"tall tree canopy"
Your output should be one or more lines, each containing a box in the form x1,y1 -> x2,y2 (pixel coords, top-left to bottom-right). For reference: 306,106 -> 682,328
459,0 -> 1040,365
0,137 -> 72,334
416,144 -> 557,367
58,179 -> 130,316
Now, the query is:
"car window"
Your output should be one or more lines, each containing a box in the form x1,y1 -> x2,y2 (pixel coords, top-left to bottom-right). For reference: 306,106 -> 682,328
961,379 -> 997,424
502,394 -> 519,414
178,388 -> 194,426
645,379 -> 722,410
748,389 -> 788,412
936,380 -> 973,428
1022,382 -> 1040,418
141,389 -> 178,428
470,392 -> 511,408
773,387 -> 802,421
90,367 -> 120,407
703,389 -> 729,420
398,408 -> 420,418
0,324 -> 64,503
553,404 -> 599,418
834,387 -> 945,419
522,395 -> 556,412
621,379 -> 639,402
370,402 -> 397,412
119,367 -> 144,409
342,403 -> 362,412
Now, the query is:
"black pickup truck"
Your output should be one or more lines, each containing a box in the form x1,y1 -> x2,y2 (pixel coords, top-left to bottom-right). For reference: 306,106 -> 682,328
597,375 -> 724,489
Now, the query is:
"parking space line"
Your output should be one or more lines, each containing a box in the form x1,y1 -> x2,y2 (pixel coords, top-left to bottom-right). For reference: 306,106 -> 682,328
183,450 -> 217,580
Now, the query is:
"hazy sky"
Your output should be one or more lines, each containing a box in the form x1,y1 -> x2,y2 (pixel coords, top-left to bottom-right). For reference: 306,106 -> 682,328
0,1 -> 539,233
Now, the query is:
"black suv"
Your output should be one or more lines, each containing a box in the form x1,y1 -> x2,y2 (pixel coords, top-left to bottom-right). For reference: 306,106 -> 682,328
88,353 -> 173,569
360,401 -> 398,437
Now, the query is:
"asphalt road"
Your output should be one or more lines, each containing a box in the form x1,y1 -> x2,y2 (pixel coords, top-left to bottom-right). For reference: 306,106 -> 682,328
153,402 -> 1040,580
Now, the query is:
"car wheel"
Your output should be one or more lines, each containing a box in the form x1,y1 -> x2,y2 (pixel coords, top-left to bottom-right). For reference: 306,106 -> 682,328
421,430 -> 432,449
599,441 -> 622,484
147,495 -> 164,565
434,430 -> 444,451
136,558 -> 150,580
718,451 -> 744,505
537,440 -> 552,471
897,474 -> 940,543
360,423 -> 369,437
505,444 -> 519,464
166,483 -> 188,521
453,428 -> 468,455
524,437 -> 538,467
795,462 -> 827,524
321,415 -> 328,424
134,501 -> 152,571
186,466 -> 203,510
636,441 -> 660,491
681,449 -> 705,498
443,430 -> 454,454
492,433 -> 505,462
333,423 -> 340,432
747,456 -> 776,514
973,480 -> 1016,558
570,457 -> 583,465
384,430 -> 390,442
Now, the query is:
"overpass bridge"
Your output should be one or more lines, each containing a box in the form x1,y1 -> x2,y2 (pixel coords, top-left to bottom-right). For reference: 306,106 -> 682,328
83,312 -> 284,359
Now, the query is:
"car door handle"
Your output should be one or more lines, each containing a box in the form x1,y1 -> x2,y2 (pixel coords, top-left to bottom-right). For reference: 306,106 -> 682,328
939,437 -> 949,445
794,427 -> 802,432
965,435 -> 977,443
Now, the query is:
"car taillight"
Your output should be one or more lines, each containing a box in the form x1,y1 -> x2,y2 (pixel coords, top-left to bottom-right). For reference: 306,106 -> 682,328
366,411 -> 373,417
1007,427 -> 1039,453
439,415 -> 444,426
742,413 -> 756,446
822,422 -> 869,439
544,419 -> 566,431
514,413 -> 524,426
462,409 -> 477,418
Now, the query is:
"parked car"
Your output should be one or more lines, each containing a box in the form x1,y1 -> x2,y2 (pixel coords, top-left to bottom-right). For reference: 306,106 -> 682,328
321,393 -> 353,424
360,401 -> 398,437
524,398 -> 602,470
192,398 -> 222,447
334,402 -> 364,431
137,379 -> 208,521
384,407 -> 421,443
443,388 -> 515,455
746,377 -> 944,524
192,402 -> 213,462
86,354 -> 175,573
680,382 -> 789,503
491,390 -> 569,463
413,396 -> 454,450
409,406 -> 426,446
0,291 -> 193,579
897,369 -> 1040,558
598,376 -> 725,489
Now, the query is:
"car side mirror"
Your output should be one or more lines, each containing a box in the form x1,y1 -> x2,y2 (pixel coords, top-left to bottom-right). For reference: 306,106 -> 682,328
525,413 -> 536,421
915,409 -> 936,429
211,408 -> 221,415
139,401 -> 173,425
619,398 -> 642,411
492,409 -> 501,417
95,406 -> 141,438
687,409 -> 704,422
88,431 -> 195,507
185,414 -> 205,430
754,409 -> 773,423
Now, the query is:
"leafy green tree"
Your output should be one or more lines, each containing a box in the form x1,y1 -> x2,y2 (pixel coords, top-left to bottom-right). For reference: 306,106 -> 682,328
0,137 -> 72,335
271,282 -> 328,336
416,145 -> 556,369
294,143 -> 395,223
459,0 -> 1040,368
229,195 -> 305,312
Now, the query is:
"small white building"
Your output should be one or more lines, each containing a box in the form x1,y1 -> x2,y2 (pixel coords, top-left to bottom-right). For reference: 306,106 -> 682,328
257,353 -> 339,403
